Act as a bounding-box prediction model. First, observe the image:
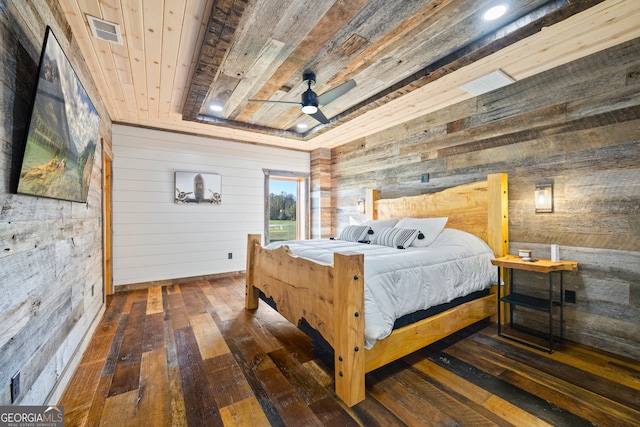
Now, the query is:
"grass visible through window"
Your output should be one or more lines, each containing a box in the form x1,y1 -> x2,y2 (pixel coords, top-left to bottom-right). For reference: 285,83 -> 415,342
269,220 -> 297,241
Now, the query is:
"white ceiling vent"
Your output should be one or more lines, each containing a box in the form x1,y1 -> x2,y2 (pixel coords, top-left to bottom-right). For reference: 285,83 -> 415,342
87,15 -> 123,45
459,70 -> 515,96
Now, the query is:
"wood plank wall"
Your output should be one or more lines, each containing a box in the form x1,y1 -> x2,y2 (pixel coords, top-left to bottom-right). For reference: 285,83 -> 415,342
310,148 -> 332,239
324,37 -> 640,360
0,0 -> 112,404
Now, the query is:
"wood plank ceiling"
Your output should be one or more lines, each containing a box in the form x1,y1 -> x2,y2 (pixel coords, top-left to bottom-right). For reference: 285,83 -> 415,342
57,0 -> 640,151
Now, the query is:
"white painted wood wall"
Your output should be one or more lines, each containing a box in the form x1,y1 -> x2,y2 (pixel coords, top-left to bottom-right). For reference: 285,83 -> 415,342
111,125 -> 310,287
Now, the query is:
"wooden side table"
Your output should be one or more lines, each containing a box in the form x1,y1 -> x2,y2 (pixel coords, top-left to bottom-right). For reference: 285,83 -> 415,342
491,255 -> 578,352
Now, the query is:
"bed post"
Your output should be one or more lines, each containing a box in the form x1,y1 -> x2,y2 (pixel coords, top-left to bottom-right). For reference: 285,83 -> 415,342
333,251 -> 365,407
245,234 -> 261,310
487,174 -> 509,323
487,173 -> 508,258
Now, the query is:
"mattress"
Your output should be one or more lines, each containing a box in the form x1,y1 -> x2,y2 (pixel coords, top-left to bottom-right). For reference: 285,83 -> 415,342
266,228 -> 498,349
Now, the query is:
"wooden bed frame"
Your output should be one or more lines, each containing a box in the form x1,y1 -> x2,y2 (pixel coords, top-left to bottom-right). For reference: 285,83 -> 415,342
245,173 -> 508,407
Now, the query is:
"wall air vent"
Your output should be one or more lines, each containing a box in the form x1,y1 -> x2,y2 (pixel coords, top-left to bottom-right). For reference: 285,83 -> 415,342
459,69 -> 515,96
86,15 -> 123,45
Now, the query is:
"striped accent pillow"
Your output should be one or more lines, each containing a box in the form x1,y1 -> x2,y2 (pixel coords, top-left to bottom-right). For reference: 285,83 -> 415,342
370,227 -> 420,249
338,225 -> 371,242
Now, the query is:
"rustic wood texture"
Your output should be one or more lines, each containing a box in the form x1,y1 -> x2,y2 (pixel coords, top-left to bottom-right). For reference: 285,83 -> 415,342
246,174 -> 507,406
60,278 -> 640,426
247,237 -> 339,345
491,255 -> 578,274
0,0 -> 112,405
53,1 -> 640,148
371,173 -> 508,257
310,148 -> 332,239
328,36 -> 640,359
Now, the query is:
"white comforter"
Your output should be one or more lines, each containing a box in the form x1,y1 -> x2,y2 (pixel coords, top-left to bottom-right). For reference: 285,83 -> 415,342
266,228 -> 498,349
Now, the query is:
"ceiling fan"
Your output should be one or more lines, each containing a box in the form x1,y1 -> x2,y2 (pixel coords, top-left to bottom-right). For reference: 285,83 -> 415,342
248,72 -> 356,124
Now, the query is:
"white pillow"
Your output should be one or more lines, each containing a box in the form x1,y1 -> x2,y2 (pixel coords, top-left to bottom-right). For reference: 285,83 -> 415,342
394,217 -> 448,247
370,227 -> 419,249
338,225 -> 370,242
360,218 -> 399,241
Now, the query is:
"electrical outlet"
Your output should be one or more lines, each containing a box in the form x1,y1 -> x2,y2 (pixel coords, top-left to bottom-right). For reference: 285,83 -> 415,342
11,371 -> 20,403
421,173 -> 429,183
228,252 -> 232,260
564,290 -> 576,303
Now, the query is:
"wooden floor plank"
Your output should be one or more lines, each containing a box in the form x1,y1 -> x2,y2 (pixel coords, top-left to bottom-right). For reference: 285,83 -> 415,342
254,365 -> 325,426
190,312 -> 230,360
85,375 -> 111,427
100,390 -> 139,427
268,347 -> 334,405
202,283 -> 237,322
146,286 -> 163,315
167,365 -> 187,427
108,300 -> 146,396
442,327 -> 640,426
174,326 -> 223,426
142,312 -> 165,353
180,282 -> 211,316
218,396 -> 271,427
59,359 -> 104,421
204,353 -> 253,408
136,348 -> 171,427
429,350 -> 597,427
369,364 -> 500,426
467,332 -> 640,413
223,335 -> 284,425
406,356 -> 518,426
165,293 -> 190,331
60,278 -> 640,426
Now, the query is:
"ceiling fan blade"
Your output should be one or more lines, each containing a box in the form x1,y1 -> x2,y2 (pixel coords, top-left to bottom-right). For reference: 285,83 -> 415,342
308,108 -> 329,124
247,99 -> 300,106
316,79 -> 357,106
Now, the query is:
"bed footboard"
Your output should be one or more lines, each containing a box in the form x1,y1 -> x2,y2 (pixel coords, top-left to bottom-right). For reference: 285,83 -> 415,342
245,234 -> 366,406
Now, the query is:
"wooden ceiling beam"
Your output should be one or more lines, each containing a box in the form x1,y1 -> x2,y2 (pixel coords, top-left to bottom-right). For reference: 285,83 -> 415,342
182,0 -> 250,121
304,0 -> 606,139
184,0 -> 605,140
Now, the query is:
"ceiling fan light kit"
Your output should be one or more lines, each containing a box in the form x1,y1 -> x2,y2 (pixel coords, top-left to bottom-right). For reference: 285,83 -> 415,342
301,105 -> 318,114
248,71 -> 356,126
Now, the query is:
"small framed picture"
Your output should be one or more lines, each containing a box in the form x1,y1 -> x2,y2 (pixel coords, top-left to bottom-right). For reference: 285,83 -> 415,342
174,172 -> 221,204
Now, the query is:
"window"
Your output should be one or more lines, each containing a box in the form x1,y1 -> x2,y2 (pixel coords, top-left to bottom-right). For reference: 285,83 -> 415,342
264,170 -> 309,243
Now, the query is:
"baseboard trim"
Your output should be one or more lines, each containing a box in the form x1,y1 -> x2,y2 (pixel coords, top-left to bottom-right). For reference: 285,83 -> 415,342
114,271 -> 245,293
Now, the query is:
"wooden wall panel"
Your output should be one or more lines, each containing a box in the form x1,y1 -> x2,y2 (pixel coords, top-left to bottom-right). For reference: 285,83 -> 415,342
310,148 -> 332,239
330,37 -> 640,359
0,0 -> 112,404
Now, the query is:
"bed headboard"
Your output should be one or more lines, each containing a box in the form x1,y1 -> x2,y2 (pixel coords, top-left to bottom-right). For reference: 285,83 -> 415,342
366,173 -> 508,257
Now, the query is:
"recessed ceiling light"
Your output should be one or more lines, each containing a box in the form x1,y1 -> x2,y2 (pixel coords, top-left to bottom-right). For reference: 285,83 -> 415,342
209,104 -> 223,112
296,123 -> 308,130
483,4 -> 508,21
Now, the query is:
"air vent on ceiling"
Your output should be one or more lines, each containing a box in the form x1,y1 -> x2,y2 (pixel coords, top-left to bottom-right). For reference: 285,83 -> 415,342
459,69 -> 515,96
87,15 -> 123,45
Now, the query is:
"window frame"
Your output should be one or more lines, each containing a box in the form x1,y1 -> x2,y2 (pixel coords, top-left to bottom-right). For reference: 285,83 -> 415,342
263,169 -> 309,243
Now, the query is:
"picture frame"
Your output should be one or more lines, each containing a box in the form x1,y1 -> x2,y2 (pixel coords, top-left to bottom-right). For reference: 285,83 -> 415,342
174,172 -> 222,204
17,26 -> 101,203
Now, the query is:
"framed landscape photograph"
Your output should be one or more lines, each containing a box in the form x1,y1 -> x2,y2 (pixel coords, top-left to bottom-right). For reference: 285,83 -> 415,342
17,26 -> 101,203
174,172 -> 222,204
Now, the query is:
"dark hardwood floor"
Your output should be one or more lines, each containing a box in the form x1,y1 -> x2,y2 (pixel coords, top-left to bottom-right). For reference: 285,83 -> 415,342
60,277 -> 640,426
